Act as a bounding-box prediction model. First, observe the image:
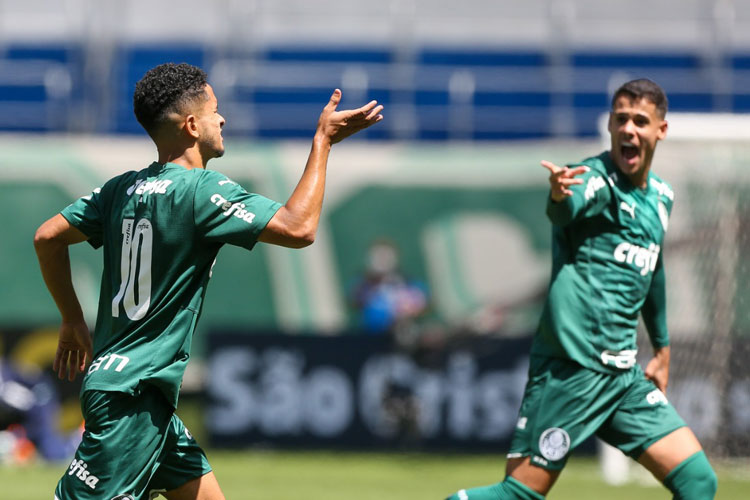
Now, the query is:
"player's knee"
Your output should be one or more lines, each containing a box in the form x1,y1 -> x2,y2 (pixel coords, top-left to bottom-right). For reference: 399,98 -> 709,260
663,451 -> 717,500
445,477 -> 544,500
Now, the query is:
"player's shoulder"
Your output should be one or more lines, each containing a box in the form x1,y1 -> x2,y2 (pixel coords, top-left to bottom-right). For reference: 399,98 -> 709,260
98,169 -> 142,197
194,169 -> 249,197
194,168 -> 240,187
570,151 -> 610,176
647,172 -> 675,208
565,152 -> 613,202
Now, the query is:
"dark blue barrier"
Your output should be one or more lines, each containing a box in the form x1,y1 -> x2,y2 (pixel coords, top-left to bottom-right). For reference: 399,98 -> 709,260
206,332 -> 536,451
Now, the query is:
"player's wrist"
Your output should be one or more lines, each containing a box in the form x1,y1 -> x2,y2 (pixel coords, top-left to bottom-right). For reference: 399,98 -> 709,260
312,131 -> 333,149
60,311 -> 85,325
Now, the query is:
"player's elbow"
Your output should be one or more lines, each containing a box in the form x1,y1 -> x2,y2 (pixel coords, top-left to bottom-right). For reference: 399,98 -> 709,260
287,225 -> 316,248
260,209 -> 318,248
33,217 -> 71,254
33,222 -> 57,251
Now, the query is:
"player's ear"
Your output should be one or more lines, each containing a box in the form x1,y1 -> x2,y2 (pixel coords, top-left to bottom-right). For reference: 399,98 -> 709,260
657,119 -> 668,141
185,114 -> 200,139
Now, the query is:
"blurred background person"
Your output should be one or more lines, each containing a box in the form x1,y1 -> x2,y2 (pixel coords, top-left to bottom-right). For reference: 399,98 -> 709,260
351,239 -> 429,338
0,358 -> 81,463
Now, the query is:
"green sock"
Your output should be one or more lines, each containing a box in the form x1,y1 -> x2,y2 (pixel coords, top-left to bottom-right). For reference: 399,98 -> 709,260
446,477 -> 544,500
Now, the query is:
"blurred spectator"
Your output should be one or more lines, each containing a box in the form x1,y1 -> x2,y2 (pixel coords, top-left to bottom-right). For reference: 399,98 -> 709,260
0,359 -> 82,463
351,240 -> 432,443
351,239 -> 429,339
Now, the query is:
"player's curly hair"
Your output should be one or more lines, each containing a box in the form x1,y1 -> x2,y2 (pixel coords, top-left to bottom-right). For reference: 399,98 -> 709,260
612,78 -> 668,118
133,63 -> 208,134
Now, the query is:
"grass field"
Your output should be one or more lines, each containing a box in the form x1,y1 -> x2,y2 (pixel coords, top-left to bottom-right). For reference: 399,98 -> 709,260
3,450 -> 749,499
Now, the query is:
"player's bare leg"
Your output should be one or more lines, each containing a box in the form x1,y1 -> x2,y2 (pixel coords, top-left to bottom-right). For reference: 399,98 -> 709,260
163,471 -> 226,500
638,427 -> 717,499
637,426 -> 701,480
506,456 -> 561,496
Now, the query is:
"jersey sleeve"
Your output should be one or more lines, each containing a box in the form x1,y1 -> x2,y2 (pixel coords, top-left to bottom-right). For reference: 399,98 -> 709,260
546,163 -> 612,227
641,256 -> 669,348
641,175 -> 674,349
60,187 -> 105,249
193,170 -> 282,250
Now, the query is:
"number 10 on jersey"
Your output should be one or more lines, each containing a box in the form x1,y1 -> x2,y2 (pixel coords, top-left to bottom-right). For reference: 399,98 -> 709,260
112,218 -> 153,320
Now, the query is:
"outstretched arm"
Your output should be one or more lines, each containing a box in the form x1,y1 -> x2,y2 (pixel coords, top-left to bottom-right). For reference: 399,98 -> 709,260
541,160 -> 589,202
541,160 -> 611,227
258,89 -> 383,248
34,214 -> 93,381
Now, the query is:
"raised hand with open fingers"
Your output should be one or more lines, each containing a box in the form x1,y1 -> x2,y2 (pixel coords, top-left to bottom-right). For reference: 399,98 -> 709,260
541,160 -> 590,202
316,89 -> 384,145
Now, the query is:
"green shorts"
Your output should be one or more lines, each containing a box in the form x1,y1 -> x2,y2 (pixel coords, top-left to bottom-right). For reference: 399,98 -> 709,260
55,386 -> 211,500
508,355 -> 686,471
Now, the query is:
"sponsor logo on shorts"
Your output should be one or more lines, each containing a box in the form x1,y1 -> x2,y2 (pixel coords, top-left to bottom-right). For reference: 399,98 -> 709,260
516,416 -> 527,430
67,458 -> 99,489
539,427 -> 570,461
646,389 -> 668,405
531,455 -> 548,466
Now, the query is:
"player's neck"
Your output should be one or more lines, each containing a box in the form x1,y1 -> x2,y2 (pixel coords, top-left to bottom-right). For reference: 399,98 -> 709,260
157,146 -> 206,170
624,167 -> 650,189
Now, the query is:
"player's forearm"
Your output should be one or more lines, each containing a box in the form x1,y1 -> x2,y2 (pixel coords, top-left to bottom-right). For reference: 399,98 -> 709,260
272,134 -> 331,247
34,236 -> 85,323
546,195 -> 578,226
642,261 -> 669,348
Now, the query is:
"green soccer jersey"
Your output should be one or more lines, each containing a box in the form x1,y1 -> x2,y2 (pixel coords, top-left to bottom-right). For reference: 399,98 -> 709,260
60,162 -> 281,407
532,151 -> 674,374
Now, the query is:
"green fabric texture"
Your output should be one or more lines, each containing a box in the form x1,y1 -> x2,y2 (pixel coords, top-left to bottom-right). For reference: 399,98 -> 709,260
508,356 -> 686,469
55,387 -> 210,499
663,451 -> 718,500
533,151 -> 674,373
60,162 -> 281,407
445,477 -> 544,500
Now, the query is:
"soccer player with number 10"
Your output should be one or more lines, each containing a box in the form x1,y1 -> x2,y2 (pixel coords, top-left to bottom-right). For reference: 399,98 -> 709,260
34,63 -> 382,500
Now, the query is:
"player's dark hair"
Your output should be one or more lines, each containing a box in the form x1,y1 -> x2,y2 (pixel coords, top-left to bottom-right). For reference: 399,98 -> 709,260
612,79 -> 668,117
133,63 -> 208,135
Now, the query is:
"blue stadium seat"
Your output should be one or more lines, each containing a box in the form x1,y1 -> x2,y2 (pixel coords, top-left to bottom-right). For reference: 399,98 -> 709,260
0,43 -> 82,131
263,46 -> 393,64
572,51 -> 701,69
0,41 -> 746,139
418,49 -> 547,67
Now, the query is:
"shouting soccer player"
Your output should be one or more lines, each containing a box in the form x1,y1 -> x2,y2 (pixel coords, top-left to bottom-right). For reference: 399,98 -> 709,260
34,63 -> 383,500
447,79 -> 717,499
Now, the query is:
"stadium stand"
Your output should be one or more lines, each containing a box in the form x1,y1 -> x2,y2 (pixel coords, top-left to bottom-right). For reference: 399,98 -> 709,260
1,0 -> 750,139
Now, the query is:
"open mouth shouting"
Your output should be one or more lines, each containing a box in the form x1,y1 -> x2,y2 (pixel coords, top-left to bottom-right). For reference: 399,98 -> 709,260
620,141 -> 639,167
